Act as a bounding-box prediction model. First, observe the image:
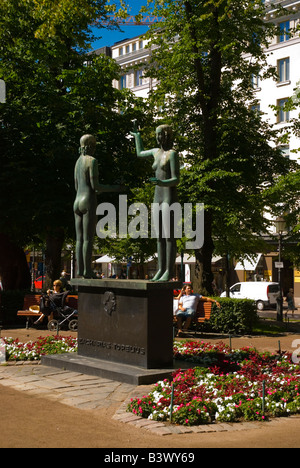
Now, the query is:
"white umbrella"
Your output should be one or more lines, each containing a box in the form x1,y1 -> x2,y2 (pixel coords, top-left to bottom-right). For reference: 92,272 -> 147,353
94,255 -> 116,263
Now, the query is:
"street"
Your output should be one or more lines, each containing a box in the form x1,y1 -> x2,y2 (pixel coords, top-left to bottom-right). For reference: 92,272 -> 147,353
258,297 -> 300,320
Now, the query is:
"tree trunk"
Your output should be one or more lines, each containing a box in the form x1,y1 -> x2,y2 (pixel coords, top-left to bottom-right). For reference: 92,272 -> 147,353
0,234 -> 31,290
138,263 -> 145,280
44,229 -> 65,290
193,211 -> 214,295
224,254 -> 231,297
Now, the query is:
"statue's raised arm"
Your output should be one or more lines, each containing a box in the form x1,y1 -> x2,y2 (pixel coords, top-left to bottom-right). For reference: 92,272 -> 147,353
130,120 -> 156,159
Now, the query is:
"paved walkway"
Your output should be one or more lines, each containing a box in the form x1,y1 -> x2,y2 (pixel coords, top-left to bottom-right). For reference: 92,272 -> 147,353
1,328 -> 300,442
0,361 -> 294,437
0,362 -> 134,411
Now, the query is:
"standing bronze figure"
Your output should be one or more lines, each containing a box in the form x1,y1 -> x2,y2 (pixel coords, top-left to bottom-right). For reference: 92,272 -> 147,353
131,123 -> 180,281
74,134 -> 120,278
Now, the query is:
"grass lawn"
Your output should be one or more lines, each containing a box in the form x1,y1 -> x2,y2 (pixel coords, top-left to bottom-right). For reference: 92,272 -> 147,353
253,317 -> 300,336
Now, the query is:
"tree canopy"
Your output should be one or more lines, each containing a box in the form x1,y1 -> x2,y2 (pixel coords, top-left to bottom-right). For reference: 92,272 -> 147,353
138,0 -> 295,293
0,0 -> 151,287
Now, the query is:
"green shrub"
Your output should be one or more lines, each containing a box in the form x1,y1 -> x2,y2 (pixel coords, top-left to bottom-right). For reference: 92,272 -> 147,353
208,298 -> 259,335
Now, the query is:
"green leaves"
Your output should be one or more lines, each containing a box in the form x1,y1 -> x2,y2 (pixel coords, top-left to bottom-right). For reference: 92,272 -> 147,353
142,1 -> 294,259
0,0 -> 149,248
209,298 -> 258,334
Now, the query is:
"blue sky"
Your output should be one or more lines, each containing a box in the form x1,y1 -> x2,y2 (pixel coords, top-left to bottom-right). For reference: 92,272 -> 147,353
91,0 -> 153,50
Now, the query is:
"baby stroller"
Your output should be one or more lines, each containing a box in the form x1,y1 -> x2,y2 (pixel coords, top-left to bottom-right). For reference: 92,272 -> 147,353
41,291 -> 78,332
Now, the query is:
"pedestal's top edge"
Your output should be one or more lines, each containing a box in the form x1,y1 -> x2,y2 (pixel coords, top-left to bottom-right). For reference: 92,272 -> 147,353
70,278 -> 182,290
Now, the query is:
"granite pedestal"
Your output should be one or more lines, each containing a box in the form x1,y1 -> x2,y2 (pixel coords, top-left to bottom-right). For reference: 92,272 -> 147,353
42,279 -> 181,384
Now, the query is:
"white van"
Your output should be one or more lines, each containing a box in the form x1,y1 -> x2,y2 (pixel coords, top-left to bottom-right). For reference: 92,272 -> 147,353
220,282 -> 280,310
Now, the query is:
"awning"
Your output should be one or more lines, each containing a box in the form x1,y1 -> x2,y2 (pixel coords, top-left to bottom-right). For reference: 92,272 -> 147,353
175,255 -> 222,264
235,254 -> 262,271
95,255 -> 116,263
175,254 -> 195,264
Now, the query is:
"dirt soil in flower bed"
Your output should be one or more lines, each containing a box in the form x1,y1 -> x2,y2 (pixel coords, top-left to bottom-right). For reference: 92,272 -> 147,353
1,327 -> 300,448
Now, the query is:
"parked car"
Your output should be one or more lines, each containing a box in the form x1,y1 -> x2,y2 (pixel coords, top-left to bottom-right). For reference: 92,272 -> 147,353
221,282 -> 280,310
34,276 -> 46,290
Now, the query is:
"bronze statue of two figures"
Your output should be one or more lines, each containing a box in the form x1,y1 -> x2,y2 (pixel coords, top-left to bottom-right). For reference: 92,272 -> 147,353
73,125 -> 180,281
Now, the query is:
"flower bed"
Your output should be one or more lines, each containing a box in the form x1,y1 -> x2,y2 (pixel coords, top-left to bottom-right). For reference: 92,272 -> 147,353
2,336 -> 78,362
128,341 -> 300,426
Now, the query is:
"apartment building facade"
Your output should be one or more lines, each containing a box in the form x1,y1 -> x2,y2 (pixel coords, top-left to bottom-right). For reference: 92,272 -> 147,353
111,36 -> 153,99
257,0 -> 300,161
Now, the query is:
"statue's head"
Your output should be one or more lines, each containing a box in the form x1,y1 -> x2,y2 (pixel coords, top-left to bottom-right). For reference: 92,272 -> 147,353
156,125 -> 174,149
80,134 -> 97,156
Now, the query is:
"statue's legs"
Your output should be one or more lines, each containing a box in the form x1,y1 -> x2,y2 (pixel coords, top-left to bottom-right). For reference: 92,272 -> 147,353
157,238 -> 176,282
82,209 -> 97,278
151,239 -> 166,281
152,206 -> 176,282
75,213 -> 84,277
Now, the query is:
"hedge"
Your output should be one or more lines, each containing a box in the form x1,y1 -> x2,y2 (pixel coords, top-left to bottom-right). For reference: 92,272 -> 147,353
210,298 -> 259,334
201,298 -> 259,335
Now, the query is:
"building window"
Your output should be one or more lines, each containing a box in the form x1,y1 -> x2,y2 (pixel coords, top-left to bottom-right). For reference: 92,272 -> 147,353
251,103 -> 261,113
132,43 -> 137,52
278,145 -> 290,159
134,69 -> 143,87
120,75 -> 126,90
277,58 -> 290,83
126,45 -> 130,54
139,40 -> 144,49
251,74 -> 260,90
277,98 -> 290,123
119,47 -> 124,56
279,21 -> 290,43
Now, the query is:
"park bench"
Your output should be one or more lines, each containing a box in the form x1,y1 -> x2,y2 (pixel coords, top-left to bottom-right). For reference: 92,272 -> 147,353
173,300 -> 213,333
194,300 -> 213,324
17,294 -> 78,329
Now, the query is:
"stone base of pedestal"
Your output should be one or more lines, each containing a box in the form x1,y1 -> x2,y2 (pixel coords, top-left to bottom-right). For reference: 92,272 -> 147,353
42,353 -> 178,385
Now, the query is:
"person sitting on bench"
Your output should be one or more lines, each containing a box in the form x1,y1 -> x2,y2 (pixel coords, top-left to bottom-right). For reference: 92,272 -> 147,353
176,284 -> 220,335
34,279 -> 65,326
